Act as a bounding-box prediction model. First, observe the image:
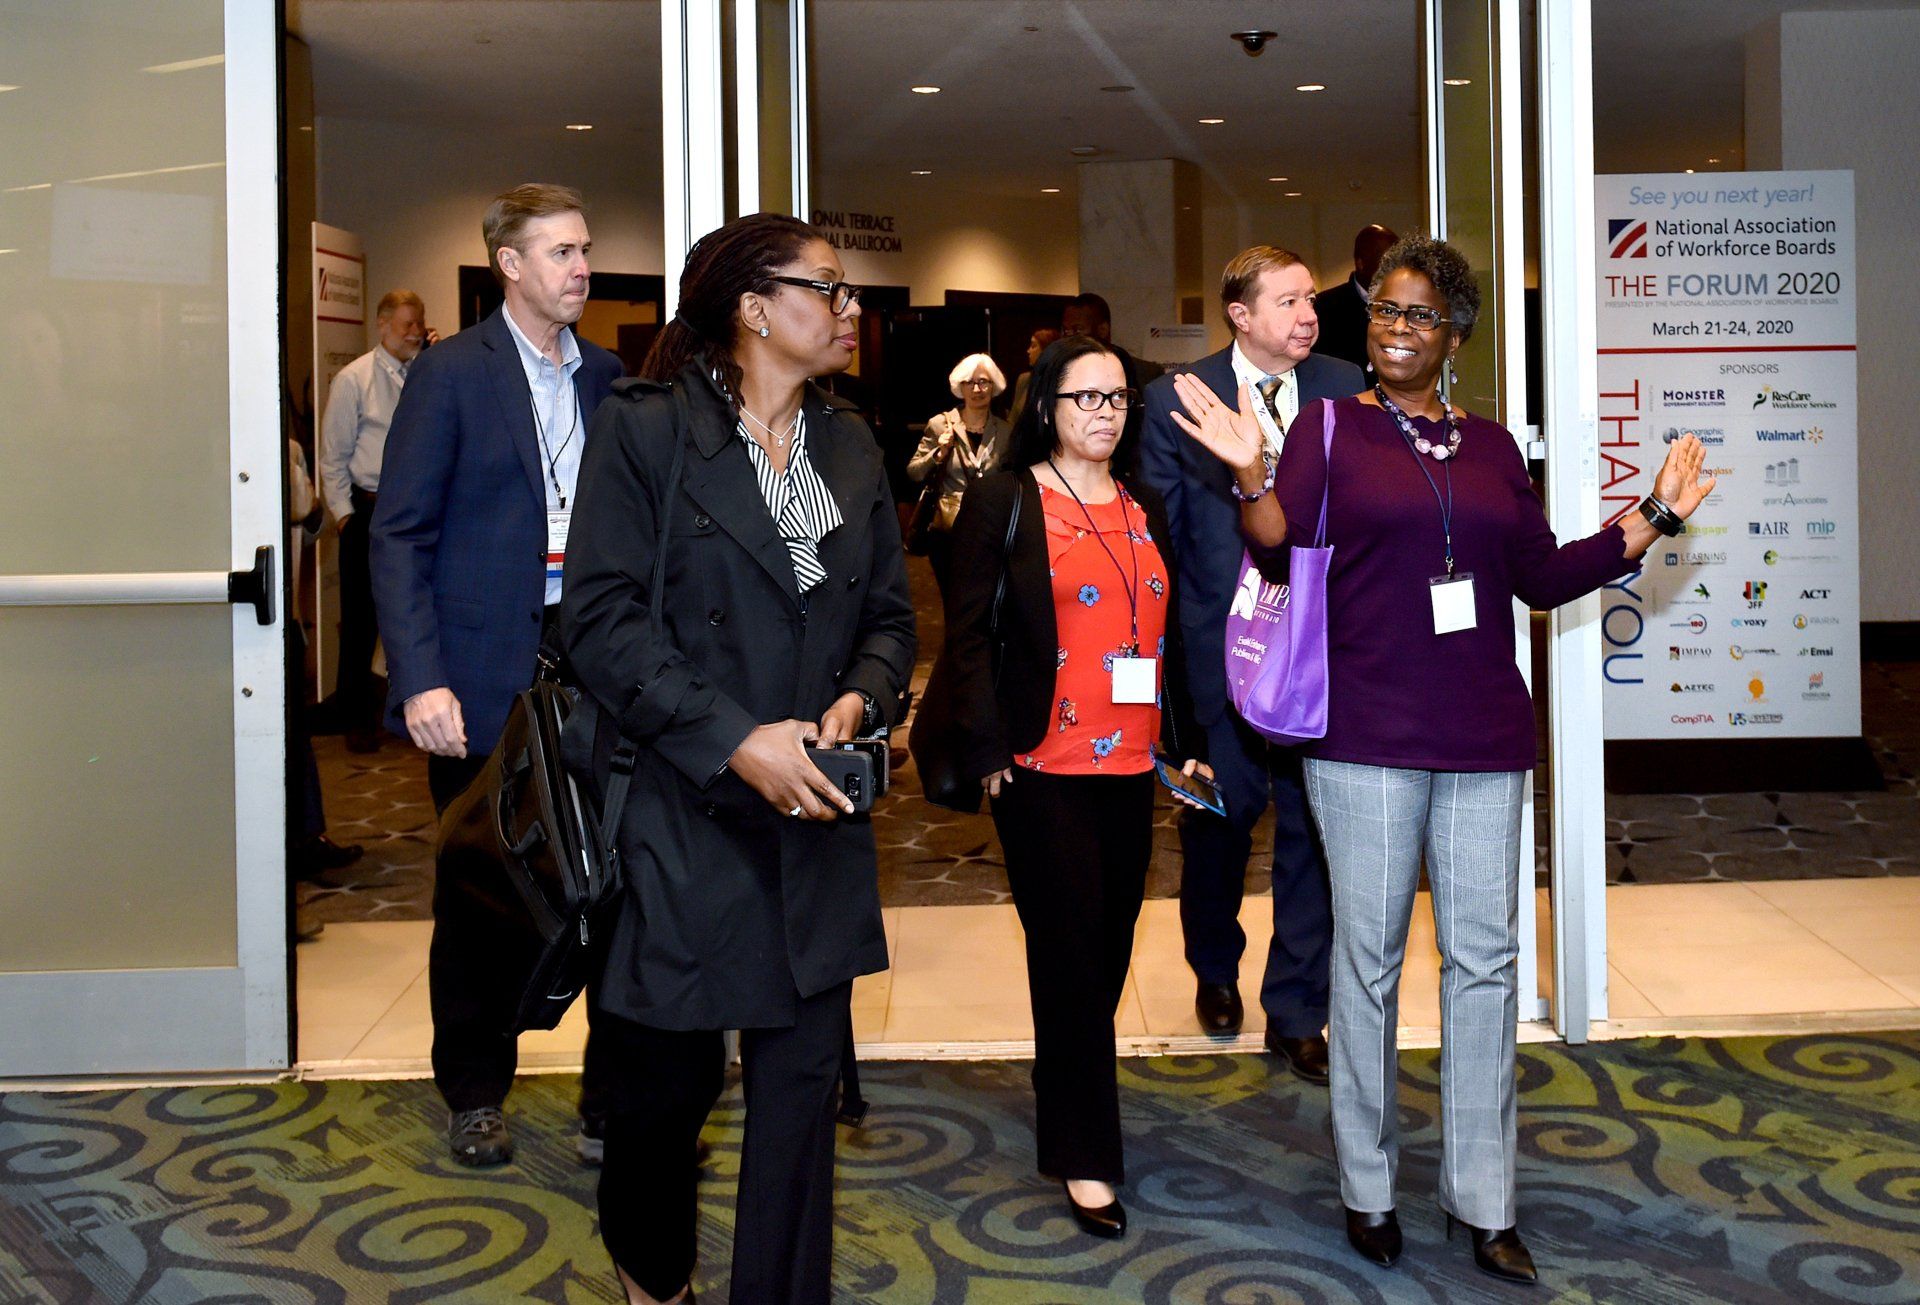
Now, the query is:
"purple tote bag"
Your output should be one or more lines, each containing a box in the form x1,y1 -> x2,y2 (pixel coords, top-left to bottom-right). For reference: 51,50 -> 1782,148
1223,399 -> 1334,744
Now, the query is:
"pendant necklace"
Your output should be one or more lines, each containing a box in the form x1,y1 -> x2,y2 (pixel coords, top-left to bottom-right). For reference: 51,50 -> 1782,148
740,403 -> 800,449
1374,383 -> 1461,462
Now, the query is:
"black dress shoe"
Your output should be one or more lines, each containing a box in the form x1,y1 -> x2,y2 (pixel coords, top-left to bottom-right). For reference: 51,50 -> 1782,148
447,1106 -> 513,1167
1062,1181 -> 1126,1238
1264,1031 -> 1331,1085
1194,982 -> 1244,1034
1344,1207 -> 1402,1267
294,834 -> 364,879
1447,1213 -> 1538,1284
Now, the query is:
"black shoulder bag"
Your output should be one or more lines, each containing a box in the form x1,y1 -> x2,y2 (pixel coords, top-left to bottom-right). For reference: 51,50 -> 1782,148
908,479 -> 1022,813
435,388 -> 689,1032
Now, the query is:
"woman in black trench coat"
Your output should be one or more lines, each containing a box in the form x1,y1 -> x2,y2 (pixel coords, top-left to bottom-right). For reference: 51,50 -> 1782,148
561,213 -> 915,1305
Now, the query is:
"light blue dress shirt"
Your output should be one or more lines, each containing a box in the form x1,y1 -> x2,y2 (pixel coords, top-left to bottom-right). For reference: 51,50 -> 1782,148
501,306 -> 586,604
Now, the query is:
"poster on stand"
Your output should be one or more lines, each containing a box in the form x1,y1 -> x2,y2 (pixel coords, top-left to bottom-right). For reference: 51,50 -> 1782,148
1593,170 -> 1860,741
311,223 -> 366,698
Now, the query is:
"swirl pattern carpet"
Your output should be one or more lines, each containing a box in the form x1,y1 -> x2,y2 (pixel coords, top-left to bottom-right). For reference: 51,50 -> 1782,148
3,1033 -> 1917,1303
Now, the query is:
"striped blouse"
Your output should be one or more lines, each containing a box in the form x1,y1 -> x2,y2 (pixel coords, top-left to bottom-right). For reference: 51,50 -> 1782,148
735,409 -> 843,592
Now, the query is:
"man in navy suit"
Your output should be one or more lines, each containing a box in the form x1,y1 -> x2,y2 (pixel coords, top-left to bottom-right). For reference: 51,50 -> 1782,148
1137,246 -> 1365,1085
371,183 -> 622,1165
1312,224 -> 1398,370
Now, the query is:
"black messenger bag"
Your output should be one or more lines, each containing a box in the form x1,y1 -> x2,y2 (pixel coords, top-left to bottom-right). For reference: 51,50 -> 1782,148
436,659 -> 638,1032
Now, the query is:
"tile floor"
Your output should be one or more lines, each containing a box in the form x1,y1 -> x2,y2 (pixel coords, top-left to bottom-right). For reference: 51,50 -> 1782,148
295,878 -> 1920,1072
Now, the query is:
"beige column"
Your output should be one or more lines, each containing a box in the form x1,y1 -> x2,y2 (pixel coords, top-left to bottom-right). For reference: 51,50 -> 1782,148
1077,159 -> 1205,361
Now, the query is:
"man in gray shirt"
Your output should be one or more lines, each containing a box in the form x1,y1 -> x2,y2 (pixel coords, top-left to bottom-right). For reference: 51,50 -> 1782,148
319,289 -> 432,750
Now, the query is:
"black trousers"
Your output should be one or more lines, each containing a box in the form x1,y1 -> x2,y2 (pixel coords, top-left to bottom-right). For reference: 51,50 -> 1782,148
991,767 -> 1155,1183
1177,711 -> 1332,1037
337,486 -> 382,732
595,981 -> 852,1303
425,702 -> 608,1123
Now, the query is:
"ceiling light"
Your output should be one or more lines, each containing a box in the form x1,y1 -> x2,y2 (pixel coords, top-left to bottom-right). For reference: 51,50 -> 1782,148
1100,85 -> 1133,93
3,182 -> 52,193
1284,191 -> 1303,197
911,85 -> 940,95
1443,78 -> 1472,86
1706,156 -> 1722,164
1022,25 -> 1040,32
565,123 -> 593,131
299,125 -> 312,132
1198,117 -> 1225,125
1041,187 -> 1060,194
142,55 -> 223,74
1070,146 -> 1099,157
1295,83 -> 1326,93
0,248 -> 18,255
911,169 -> 932,175
1685,168 -> 1696,174
0,85 -> 19,93
1267,176 -> 1289,182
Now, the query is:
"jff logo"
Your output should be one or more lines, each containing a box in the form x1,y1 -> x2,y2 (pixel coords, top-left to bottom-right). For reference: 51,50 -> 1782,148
1743,581 -> 1766,607
1607,218 -> 1648,259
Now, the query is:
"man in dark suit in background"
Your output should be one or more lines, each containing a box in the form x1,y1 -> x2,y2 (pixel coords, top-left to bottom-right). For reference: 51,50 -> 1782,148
1310,223 -> 1398,370
1061,292 -> 1163,470
371,183 -> 623,1166
1137,246 -> 1365,1086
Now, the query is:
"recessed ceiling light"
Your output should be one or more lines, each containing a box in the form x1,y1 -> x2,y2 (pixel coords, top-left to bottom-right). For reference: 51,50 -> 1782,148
1706,156 -> 1722,163
1295,83 -> 1326,93
911,85 -> 941,95
1267,176 -> 1289,182
0,85 -> 19,93
142,55 -> 223,74
1070,145 -> 1099,157
1284,191 -> 1303,197
565,124 -> 594,131
299,124 -> 312,132
911,169 -> 932,175
1443,78 -> 1472,86
1685,168 -> 1696,174
1100,85 -> 1133,93
1041,187 -> 1060,194
1022,25 -> 1040,32
2,182 -> 52,193
1198,117 -> 1225,125
0,248 -> 18,255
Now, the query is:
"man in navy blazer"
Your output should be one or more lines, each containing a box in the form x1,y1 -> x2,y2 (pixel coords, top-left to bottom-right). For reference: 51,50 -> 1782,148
1137,246 -> 1365,1084
371,184 -> 622,1166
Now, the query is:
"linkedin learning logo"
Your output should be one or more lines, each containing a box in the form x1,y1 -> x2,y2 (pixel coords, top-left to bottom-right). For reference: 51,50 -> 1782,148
1607,218 -> 1649,259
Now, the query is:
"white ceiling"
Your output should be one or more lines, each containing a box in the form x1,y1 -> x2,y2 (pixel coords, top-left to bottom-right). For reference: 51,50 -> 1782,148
291,0 -> 1920,201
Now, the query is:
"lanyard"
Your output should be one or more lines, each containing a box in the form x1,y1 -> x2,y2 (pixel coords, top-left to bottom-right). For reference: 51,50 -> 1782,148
532,365 -> 579,509
1049,460 -> 1142,652
1377,395 -> 1457,575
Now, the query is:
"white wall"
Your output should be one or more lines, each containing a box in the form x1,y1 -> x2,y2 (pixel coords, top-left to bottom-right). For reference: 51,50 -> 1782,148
314,117 -> 665,344
1747,10 -> 1920,622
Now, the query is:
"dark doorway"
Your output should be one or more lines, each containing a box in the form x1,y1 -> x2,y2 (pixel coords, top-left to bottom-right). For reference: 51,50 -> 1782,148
456,267 -> 667,376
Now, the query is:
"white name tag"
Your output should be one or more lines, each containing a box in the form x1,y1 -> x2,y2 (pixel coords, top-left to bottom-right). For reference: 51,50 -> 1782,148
1111,655 -> 1158,704
1430,573 -> 1477,635
546,509 -> 572,583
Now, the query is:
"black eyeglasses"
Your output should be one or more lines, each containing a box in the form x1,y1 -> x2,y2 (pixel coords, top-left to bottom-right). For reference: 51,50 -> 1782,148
1367,300 -> 1452,332
770,275 -> 861,314
1057,387 -> 1138,412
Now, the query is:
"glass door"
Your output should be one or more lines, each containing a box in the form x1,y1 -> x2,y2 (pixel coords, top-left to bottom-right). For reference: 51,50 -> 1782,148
0,0 -> 287,1074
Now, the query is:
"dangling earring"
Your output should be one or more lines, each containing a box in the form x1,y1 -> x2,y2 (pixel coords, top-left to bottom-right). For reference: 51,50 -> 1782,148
1447,357 -> 1458,386
759,325 -> 770,338
1365,358 -> 1374,374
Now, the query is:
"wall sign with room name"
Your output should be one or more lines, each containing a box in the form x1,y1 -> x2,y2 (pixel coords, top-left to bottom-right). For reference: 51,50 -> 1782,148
1593,170 -> 1859,740
809,209 -> 903,254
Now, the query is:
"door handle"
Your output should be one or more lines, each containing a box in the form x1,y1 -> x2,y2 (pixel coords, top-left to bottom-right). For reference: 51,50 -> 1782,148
227,545 -> 275,626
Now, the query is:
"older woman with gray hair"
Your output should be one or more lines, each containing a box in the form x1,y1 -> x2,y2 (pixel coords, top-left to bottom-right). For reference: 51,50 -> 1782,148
1172,235 -> 1715,1285
906,351 -> 1011,594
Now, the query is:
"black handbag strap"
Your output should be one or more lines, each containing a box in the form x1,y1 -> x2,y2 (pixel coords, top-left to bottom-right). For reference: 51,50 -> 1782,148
987,475 -> 1022,677
598,385 -> 692,852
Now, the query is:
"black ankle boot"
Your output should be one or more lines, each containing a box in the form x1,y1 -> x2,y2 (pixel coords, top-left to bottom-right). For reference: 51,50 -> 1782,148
1344,1206 -> 1402,1267
1446,1212 -> 1538,1284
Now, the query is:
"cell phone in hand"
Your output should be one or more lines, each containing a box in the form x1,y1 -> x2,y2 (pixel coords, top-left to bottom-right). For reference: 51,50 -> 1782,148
806,737 -> 890,813
1153,753 -> 1226,818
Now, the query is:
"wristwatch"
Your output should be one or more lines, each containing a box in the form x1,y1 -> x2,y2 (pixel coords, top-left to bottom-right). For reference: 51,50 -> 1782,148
854,689 -> 880,734
1637,495 -> 1683,537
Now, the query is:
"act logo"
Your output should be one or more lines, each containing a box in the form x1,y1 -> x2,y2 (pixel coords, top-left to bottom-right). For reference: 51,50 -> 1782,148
1799,589 -> 1831,601
1608,218 -> 1649,259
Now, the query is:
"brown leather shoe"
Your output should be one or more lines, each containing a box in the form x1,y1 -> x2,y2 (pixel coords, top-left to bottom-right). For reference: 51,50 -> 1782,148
1195,982 -> 1244,1034
1264,1030 -> 1331,1085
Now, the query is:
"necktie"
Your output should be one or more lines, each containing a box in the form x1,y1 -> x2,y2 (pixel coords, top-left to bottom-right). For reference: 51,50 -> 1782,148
1257,375 -> 1285,426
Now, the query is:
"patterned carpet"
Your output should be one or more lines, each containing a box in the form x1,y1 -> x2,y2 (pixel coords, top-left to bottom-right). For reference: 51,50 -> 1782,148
3,1033 -> 1918,1303
299,560 -> 1919,922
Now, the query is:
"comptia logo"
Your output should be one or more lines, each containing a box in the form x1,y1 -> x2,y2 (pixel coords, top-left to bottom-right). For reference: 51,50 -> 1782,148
1607,218 -> 1649,259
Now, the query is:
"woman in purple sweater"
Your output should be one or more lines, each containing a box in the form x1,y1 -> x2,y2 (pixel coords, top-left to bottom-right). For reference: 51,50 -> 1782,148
1172,236 -> 1713,1284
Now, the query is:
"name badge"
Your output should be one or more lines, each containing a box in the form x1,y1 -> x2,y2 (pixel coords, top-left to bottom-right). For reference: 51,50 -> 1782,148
546,509 -> 572,584
1111,655 -> 1158,704
1430,572 -> 1477,635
